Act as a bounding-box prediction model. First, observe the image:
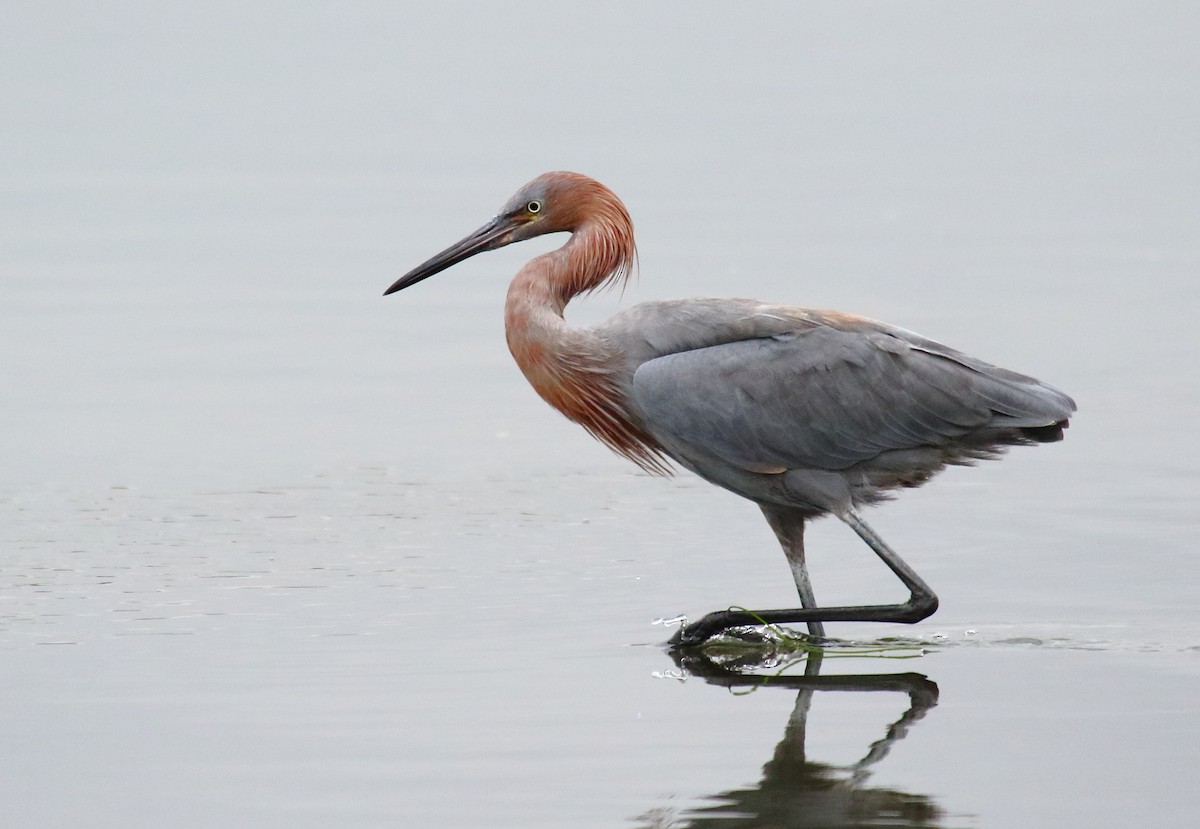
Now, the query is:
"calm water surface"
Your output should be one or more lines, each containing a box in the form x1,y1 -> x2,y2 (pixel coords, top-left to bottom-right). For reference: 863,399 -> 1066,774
3,3 -> 1198,827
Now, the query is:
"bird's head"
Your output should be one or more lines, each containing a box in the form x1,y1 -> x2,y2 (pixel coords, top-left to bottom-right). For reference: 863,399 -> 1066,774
383,172 -> 632,296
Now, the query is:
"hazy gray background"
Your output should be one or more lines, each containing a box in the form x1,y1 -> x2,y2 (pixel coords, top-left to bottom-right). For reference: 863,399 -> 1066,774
2,3 -> 1198,827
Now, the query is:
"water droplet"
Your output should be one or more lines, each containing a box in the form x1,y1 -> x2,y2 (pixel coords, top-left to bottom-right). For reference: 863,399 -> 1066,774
652,615 -> 687,628
651,669 -> 687,682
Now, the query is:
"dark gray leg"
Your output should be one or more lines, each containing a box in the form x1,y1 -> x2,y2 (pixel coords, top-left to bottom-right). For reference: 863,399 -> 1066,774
760,504 -> 826,640
669,509 -> 938,648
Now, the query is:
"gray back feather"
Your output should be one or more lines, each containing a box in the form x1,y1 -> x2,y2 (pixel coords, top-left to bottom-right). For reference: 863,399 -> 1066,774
628,315 -> 1075,474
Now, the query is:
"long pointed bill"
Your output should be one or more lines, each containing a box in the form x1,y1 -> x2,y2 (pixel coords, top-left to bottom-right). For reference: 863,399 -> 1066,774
383,215 -> 517,295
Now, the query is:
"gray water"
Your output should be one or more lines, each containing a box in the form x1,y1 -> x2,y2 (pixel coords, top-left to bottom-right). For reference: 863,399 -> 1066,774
3,3 -> 1198,827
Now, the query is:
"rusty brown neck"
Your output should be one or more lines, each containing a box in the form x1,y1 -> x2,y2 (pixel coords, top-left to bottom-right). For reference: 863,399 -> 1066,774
503,222 -> 619,399
502,223 -> 668,474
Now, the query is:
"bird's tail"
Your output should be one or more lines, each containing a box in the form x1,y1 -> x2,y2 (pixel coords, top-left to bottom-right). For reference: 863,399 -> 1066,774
1017,419 -> 1070,443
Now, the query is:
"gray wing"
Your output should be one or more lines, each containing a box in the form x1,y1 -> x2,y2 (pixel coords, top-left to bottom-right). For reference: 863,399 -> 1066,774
630,323 -> 1076,473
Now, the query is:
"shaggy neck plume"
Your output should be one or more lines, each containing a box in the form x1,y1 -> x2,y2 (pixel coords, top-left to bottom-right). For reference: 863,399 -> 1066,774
503,182 -> 668,474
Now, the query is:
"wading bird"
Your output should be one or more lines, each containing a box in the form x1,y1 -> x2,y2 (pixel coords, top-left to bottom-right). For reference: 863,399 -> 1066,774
384,172 -> 1075,647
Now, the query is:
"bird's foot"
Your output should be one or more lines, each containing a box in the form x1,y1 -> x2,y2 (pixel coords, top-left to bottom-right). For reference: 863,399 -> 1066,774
667,609 -> 756,649
667,609 -> 834,650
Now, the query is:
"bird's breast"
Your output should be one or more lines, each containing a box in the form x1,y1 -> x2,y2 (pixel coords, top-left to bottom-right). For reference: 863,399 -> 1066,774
504,314 -> 671,474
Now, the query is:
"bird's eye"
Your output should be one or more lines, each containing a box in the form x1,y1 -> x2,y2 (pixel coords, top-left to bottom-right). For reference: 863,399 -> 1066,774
526,200 -> 542,214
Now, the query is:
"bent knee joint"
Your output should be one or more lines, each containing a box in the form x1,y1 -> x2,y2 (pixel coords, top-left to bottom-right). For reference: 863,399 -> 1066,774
900,593 -> 939,623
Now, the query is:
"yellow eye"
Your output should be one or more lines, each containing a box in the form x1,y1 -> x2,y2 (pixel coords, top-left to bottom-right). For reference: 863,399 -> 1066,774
526,200 -> 542,214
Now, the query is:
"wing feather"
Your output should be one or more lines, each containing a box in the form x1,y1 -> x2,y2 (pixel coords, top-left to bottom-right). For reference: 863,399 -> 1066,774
631,322 -> 1074,474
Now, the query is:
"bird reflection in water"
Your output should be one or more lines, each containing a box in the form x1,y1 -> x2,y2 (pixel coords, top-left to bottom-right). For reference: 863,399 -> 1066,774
635,652 -> 947,829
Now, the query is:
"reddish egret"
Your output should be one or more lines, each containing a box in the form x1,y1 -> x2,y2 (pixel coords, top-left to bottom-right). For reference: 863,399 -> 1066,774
384,172 -> 1075,647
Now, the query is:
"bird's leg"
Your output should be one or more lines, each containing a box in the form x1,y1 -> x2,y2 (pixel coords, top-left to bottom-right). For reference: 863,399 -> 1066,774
840,510 -> 939,620
760,504 -> 826,640
669,509 -> 938,648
